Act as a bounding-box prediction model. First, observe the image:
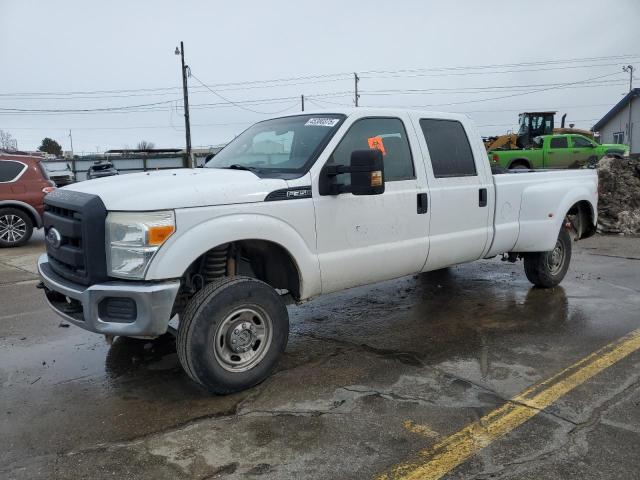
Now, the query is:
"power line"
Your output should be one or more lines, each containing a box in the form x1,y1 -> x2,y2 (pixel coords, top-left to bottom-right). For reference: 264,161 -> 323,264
358,54 -> 640,76
0,99 -> 179,113
2,54 -> 637,98
187,71 -> 306,115
375,70 -> 626,108
0,121 -> 255,131
0,74 -> 622,115
360,78 -> 626,95
476,118 -> 599,128
359,61 -> 638,81
0,91 -> 354,115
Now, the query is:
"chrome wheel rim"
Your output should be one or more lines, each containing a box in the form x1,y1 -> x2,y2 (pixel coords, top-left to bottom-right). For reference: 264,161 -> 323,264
546,239 -> 565,276
0,214 -> 27,244
213,306 -> 273,373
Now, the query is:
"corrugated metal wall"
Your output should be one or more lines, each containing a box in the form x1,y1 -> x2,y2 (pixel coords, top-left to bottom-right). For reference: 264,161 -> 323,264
45,154 -> 211,182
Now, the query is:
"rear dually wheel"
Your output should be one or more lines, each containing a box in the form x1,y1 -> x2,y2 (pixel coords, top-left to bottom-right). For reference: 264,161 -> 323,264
523,228 -> 572,288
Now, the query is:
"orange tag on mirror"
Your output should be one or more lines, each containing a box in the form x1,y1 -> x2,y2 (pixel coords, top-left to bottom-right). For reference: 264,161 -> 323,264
367,136 -> 386,156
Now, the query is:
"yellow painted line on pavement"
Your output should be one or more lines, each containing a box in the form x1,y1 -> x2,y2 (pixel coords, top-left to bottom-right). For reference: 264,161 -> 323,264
378,328 -> 640,480
403,420 -> 439,439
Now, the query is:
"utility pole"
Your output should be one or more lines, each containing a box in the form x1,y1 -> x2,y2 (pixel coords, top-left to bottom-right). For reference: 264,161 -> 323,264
175,41 -> 193,168
623,65 -> 634,149
301,94 -> 305,112
354,72 -> 360,107
69,129 -> 75,174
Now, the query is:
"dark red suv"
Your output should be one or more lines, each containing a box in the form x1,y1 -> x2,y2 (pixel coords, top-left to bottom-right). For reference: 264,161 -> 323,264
0,154 -> 55,247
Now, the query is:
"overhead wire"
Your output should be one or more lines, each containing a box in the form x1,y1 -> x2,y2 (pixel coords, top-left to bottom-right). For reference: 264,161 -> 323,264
2,53 -> 637,99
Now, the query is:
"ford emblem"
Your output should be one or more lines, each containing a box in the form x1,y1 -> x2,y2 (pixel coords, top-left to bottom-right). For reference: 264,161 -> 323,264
46,227 -> 62,249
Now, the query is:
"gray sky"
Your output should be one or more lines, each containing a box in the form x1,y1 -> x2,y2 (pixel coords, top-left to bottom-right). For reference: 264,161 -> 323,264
1,0 -> 639,154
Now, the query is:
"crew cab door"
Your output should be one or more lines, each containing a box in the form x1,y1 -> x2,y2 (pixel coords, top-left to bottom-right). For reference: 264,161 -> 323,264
569,135 -> 597,167
312,115 -> 430,294
544,136 -> 573,168
413,116 -> 493,271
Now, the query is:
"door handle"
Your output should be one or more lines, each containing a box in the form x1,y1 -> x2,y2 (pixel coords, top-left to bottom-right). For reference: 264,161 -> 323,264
479,188 -> 488,207
417,193 -> 428,214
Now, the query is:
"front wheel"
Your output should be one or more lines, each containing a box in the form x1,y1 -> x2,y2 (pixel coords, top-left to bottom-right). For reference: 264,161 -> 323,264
0,208 -> 34,248
523,228 -> 572,288
177,276 -> 289,394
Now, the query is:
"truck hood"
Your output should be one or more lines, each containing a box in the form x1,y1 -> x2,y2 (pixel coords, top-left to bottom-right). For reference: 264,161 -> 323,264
64,168 -> 288,210
600,143 -> 629,152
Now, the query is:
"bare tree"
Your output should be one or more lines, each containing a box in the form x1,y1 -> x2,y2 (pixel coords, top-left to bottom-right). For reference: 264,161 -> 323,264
137,140 -> 155,150
0,129 -> 18,151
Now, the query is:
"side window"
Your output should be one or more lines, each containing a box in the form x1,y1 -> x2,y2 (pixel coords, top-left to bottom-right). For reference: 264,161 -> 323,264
572,136 -> 592,148
0,160 -> 27,183
419,119 -> 476,178
549,137 -> 568,149
328,117 -> 414,184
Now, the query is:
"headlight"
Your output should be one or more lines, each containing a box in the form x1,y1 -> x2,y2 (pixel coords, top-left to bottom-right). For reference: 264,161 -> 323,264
106,211 -> 175,279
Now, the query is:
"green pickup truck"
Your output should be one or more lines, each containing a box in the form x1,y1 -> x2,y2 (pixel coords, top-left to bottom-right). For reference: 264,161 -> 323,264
489,134 -> 629,170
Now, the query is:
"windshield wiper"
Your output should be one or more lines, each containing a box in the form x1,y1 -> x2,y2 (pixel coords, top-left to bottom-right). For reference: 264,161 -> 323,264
224,164 -> 262,173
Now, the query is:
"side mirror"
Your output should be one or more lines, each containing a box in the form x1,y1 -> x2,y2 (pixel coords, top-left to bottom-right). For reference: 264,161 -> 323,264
349,149 -> 385,195
319,149 -> 385,196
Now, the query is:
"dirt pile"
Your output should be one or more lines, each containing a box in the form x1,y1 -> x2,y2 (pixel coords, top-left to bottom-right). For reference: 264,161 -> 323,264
597,155 -> 640,234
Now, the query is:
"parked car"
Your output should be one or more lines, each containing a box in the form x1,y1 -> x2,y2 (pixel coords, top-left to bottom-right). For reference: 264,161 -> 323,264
43,161 -> 75,186
86,160 -> 118,179
0,154 -> 55,247
38,109 -> 598,394
489,133 -> 629,170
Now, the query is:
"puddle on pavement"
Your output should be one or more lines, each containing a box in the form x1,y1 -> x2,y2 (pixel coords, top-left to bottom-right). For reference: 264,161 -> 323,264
2,255 -> 639,467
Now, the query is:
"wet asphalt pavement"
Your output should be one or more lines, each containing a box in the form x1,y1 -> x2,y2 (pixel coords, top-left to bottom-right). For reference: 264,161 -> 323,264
1,232 -> 640,479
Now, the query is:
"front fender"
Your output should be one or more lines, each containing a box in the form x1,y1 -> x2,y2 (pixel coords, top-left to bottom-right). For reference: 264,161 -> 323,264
145,211 -> 322,300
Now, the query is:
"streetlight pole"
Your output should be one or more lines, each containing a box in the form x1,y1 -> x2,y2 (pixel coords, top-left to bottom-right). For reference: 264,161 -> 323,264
176,41 -> 193,168
623,65 -> 634,149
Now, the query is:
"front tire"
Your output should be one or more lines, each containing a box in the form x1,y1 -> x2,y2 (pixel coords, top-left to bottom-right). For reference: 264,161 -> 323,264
523,228 -> 572,288
0,208 -> 33,248
177,276 -> 289,394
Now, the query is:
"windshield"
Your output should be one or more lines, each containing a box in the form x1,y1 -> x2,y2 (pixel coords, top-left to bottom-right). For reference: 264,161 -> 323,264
44,163 -> 70,172
206,114 -> 345,177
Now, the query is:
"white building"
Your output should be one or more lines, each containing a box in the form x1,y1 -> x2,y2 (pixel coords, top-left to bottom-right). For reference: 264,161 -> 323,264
593,88 -> 639,155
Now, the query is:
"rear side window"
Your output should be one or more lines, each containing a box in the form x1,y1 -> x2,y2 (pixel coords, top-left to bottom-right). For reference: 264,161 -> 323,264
419,119 -> 476,178
0,160 -> 27,183
549,137 -> 568,148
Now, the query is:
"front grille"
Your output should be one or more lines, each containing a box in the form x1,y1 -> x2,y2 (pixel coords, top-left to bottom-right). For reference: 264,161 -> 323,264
44,190 -> 108,286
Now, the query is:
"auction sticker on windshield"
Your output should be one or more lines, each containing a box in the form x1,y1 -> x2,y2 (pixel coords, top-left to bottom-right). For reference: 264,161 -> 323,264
305,118 -> 340,127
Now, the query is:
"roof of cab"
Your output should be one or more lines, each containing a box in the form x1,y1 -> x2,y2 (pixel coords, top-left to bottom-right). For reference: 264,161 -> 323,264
277,107 -> 472,122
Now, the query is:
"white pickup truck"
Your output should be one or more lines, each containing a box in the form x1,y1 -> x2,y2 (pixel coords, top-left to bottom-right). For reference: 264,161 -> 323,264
38,108 -> 598,393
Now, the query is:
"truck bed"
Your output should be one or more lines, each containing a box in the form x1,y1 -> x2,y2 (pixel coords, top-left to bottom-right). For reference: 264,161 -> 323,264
486,169 -> 598,256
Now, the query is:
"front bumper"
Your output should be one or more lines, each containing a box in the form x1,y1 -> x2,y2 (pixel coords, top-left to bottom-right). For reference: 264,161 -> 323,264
37,254 -> 180,336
